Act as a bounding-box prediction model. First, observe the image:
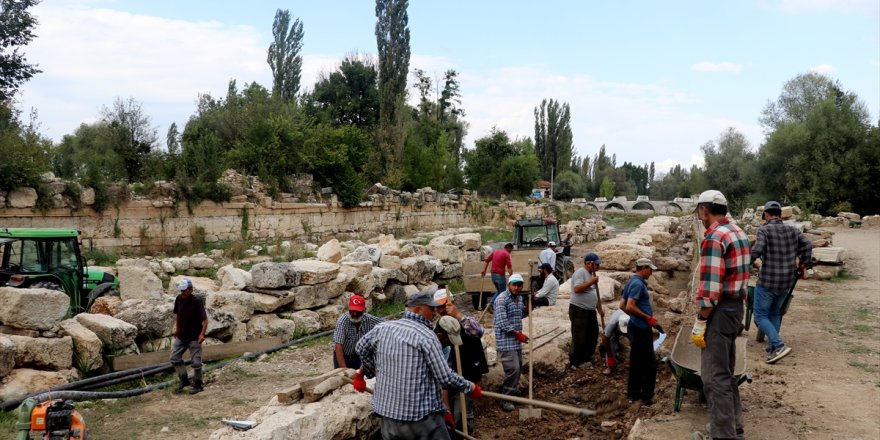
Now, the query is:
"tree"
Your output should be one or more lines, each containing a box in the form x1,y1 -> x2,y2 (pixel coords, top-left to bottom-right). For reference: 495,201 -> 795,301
0,106 -> 50,191
309,55 -> 379,130
463,128 -> 537,197
267,9 -> 304,102
553,170 -> 585,201
0,0 -> 41,103
373,0 -> 411,184
599,176 -> 614,200
100,97 -> 158,183
166,122 -> 180,156
759,73 -> 845,132
533,99 -> 573,181
701,127 -> 757,213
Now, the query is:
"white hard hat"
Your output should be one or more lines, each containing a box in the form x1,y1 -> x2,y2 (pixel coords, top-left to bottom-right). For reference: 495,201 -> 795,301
508,273 -> 524,284
697,190 -> 728,206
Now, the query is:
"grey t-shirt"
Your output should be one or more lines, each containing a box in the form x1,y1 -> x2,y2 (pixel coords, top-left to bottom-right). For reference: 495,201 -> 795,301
569,267 -> 598,310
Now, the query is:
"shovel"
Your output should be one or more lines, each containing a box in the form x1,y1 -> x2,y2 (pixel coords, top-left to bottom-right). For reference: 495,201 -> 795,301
446,291 -> 471,436
597,283 -> 614,371
520,261 -> 542,420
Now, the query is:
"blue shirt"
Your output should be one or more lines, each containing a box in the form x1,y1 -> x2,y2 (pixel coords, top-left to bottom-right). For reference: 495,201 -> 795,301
493,289 -> 525,352
622,274 -> 652,330
356,311 -> 473,421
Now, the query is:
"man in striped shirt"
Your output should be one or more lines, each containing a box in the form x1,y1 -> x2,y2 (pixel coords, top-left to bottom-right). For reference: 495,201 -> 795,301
354,291 -> 482,440
493,273 -> 529,412
691,190 -> 751,440
333,294 -> 384,369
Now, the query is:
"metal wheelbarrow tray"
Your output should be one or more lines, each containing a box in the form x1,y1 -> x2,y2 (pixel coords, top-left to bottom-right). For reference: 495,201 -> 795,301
664,329 -> 752,411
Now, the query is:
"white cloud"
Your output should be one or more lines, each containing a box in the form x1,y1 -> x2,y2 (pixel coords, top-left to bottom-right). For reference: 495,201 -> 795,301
778,0 -> 880,15
809,64 -> 836,74
691,61 -> 744,74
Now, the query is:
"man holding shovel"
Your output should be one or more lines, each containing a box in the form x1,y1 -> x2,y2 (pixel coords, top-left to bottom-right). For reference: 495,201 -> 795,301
622,258 -> 664,405
435,316 -> 488,435
493,274 -> 528,411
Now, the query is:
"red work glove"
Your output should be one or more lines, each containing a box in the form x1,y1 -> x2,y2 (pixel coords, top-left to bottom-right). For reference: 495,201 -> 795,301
443,411 -> 456,428
352,370 -> 366,393
647,316 -> 658,328
466,384 -> 483,400
512,331 -> 529,343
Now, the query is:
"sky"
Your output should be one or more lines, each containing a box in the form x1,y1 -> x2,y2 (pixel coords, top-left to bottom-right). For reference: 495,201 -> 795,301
16,0 -> 880,175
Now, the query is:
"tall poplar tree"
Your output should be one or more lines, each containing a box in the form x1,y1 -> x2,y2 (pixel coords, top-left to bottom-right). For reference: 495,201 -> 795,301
533,98 -> 573,181
373,0 -> 411,184
267,9 -> 304,102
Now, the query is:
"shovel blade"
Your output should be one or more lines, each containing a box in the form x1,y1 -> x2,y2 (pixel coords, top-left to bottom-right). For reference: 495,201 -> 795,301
518,408 -> 543,420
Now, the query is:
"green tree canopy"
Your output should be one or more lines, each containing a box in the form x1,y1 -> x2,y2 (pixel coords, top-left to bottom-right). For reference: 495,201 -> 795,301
267,9 -> 304,101
373,0 -> 411,184
553,170 -> 585,201
308,56 -> 379,130
533,98 -> 573,181
701,127 -> 757,213
0,0 -> 41,103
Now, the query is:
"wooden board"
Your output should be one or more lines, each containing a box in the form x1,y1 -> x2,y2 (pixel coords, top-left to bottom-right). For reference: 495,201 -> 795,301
277,368 -> 348,404
110,337 -> 285,371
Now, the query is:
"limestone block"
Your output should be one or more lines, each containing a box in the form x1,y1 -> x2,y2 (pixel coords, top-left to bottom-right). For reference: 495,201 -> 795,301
117,266 -> 164,302
140,337 -> 174,352
317,239 -> 343,263
340,246 -> 382,266
0,336 -> 15,377
114,299 -> 175,338
316,305 -> 343,331
427,244 -> 462,263
455,233 -> 482,251
400,244 -> 427,258
75,313 -> 138,348
647,231 -> 673,252
89,295 -> 122,316
863,215 -> 880,227
813,265 -> 841,280
400,256 -> 443,285
7,335 -> 73,370
160,260 -> 176,274
288,310 -> 322,335
598,276 -> 620,301
292,285 -> 329,310
81,187 -> 95,205
379,255 -> 401,270
251,262 -> 301,289
206,290 -> 255,322
217,265 -> 252,291
0,287 -> 69,331
325,271 -> 351,299
480,245 -> 493,260
813,247 -> 847,264
376,234 -> 401,256
439,263 -> 463,279
0,369 -> 69,403
206,308 -> 237,340
348,273 -> 377,298
429,235 -> 462,247
252,292 -> 296,313
115,258 -> 151,268
7,187 -> 38,208
463,251 -> 482,263
246,314 -> 297,340
148,261 -> 162,274
341,261 -> 372,277
167,257 -> 190,271
837,212 -> 860,221
290,260 -> 340,285
403,285 -> 419,298
647,274 -> 669,295
59,319 -> 104,371
595,248 -> 648,272
167,275 -> 218,298
189,256 -> 215,270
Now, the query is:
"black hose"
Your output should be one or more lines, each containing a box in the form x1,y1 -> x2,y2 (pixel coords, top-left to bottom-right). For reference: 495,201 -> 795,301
1,330 -> 335,411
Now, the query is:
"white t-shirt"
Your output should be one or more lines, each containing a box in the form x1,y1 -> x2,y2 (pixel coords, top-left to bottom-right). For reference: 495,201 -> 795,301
535,274 -> 559,305
539,248 -> 556,269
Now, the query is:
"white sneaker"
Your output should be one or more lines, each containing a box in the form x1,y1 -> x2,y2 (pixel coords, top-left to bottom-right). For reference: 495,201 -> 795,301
766,346 -> 792,364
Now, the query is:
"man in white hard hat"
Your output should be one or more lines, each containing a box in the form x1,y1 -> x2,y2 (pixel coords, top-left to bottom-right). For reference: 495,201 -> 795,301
492,273 -> 529,411
691,190 -> 751,440
538,241 -> 558,273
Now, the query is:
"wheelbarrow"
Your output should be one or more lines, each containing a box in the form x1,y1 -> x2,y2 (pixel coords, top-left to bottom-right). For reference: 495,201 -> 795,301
664,329 -> 752,411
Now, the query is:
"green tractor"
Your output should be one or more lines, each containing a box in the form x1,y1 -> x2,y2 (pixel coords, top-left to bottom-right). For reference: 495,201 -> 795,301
0,228 -> 118,315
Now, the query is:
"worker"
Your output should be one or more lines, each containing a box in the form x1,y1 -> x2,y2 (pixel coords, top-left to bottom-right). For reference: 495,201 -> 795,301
332,294 -> 384,369
354,291 -> 483,440
601,308 -> 629,376
623,258 -> 664,405
435,288 -> 483,338
493,273 -> 529,411
170,278 -> 208,395
561,233 -> 574,257
690,190 -> 751,440
435,315 -> 488,434
538,241 -> 558,272
530,262 -> 559,309
569,253 -> 604,369
751,200 -> 812,364
480,243 -> 514,310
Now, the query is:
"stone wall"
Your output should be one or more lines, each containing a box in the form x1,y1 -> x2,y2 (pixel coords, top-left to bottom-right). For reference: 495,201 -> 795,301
0,193 -> 547,251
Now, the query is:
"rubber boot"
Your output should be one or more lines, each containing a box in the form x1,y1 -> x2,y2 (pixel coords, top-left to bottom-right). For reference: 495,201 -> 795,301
173,364 -> 190,393
189,368 -> 203,395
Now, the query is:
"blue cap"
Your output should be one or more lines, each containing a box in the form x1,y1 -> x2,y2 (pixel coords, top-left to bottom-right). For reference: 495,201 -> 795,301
584,253 -> 602,264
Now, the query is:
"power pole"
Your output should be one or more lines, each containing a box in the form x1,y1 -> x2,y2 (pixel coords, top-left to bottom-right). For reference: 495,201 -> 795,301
550,165 -> 554,200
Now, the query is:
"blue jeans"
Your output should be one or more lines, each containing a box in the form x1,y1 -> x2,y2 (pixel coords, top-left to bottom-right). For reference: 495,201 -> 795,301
753,284 -> 788,352
489,273 -> 506,307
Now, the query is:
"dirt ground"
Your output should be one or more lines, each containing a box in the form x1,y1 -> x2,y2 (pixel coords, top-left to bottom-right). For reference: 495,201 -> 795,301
8,228 -> 878,440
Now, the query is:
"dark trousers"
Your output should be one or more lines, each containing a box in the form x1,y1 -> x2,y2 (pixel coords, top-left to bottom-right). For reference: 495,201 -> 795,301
626,325 -> 656,401
569,305 -> 598,366
332,350 -> 362,369
380,413 -> 450,440
702,299 -> 745,439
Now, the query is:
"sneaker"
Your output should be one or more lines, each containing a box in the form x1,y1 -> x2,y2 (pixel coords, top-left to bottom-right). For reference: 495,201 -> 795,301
571,362 -> 592,370
691,431 -> 711,440
501,401 -> 515,412
766,346 -> 792,364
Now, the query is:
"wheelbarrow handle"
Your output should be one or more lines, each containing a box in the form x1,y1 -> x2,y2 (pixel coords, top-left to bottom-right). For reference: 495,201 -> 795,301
481,390 -> 596,417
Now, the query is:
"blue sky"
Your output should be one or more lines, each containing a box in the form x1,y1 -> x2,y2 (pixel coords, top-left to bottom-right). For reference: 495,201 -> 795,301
17,0 -> 880,175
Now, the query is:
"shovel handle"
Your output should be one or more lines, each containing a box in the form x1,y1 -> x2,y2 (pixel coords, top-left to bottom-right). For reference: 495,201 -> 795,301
482,390 -> 596,417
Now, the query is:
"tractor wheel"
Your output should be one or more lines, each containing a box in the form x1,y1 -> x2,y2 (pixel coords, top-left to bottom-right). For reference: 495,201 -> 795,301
31,281 -> 63,291
87,282 -> 118,305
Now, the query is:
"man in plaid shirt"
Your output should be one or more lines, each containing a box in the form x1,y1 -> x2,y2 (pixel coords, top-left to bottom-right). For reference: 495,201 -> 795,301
354,291 -> 482,440
751,201 -> 812,364
493,273 -> 529,412
691,190 -> 751,440
332,294 -> 384,369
